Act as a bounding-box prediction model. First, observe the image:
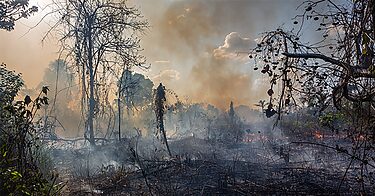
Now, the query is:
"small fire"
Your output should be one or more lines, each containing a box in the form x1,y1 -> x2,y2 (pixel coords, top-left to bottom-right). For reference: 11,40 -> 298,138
354,134 -> 365,141
314,131 -> 323,139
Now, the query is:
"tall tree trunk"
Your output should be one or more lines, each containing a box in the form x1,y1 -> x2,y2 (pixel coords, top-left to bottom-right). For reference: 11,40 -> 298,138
372,0 -> 375,40
88,16 -> 95,146
159,114 -> 171,157
155,83 -> 171,157
118,86 -> 121,142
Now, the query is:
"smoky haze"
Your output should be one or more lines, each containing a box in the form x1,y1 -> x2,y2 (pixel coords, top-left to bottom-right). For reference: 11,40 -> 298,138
138,0 -> 304,109
0,0 -> 303,109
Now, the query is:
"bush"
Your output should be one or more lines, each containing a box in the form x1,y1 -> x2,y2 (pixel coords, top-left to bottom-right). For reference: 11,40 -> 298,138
0,63 -> 60,195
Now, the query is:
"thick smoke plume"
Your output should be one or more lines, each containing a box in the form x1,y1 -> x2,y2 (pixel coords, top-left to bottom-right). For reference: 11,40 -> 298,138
0,0 -> 301,109
139,0 -> 300,108
189,32 -> 257,109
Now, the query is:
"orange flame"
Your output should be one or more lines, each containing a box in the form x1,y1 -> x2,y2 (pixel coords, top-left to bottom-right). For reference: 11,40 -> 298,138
314,131 -> 323,139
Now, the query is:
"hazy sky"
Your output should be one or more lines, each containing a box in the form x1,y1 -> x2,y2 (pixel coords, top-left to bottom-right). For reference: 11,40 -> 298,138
0,0 -> 304,109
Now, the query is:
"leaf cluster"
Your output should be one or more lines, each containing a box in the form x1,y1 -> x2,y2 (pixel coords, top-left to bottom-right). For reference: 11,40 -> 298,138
0,0 -> 38,31
0,65 -> 60,195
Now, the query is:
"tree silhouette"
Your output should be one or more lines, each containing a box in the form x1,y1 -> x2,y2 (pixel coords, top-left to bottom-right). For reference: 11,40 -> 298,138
51,0 -> 148,145
117,69 -> 153,141
250,0 -> 375,180
0,0 -> 38,31
227,101 -> 243,143
250,0 -> 375,122
154,83 -> 172,157
228,101 -> 235,123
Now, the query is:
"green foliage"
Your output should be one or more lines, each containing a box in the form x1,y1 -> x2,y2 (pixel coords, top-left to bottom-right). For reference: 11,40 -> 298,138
319,111 -> 345,127
0,64 -> 60,195
0,0 -> 38,31
316,109 -> 354,135
0,159 -> 51,196
119,70 -> 154,109
0,63 -> 24,101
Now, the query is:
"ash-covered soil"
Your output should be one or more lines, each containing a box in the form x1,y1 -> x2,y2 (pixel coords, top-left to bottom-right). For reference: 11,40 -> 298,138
51,137 -> 375,195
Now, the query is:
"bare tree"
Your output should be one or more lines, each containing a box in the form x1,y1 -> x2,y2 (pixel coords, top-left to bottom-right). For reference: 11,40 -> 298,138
50,0 -> 148,145
250,0 -> 374,124
154,83 -> 172,157
116,67 -> 130,141
249,0 -> 375,185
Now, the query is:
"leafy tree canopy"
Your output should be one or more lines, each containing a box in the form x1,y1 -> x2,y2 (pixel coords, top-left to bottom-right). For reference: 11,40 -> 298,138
0,0 -> 38,31
119,70 -> 154,109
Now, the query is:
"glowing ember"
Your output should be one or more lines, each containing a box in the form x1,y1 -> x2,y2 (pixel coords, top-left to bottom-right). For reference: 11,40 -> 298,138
354,135 -> 366,141
314,131 -> 323,139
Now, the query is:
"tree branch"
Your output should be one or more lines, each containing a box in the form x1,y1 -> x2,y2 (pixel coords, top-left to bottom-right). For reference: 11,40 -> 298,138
282,52 -> 375,78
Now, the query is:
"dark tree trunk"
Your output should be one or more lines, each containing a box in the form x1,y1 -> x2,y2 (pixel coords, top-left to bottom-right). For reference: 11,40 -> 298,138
155,83 -> 171,157
87,15 -> 95,146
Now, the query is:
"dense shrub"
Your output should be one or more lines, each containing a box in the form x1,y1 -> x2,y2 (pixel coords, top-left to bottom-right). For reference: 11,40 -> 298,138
0,63 -> 60,195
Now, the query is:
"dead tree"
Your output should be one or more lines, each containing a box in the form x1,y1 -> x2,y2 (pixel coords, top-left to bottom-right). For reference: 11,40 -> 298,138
250,0 -> 375,135
49,0 -> 148,145
154,83 -> 172,157
249,0 -> 375,190
250,0 -> 375,120
228,101 -> 237,142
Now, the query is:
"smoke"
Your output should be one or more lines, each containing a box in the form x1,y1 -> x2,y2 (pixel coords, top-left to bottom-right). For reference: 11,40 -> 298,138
37,60 -> 82,138
152,69 -> 181,84
139,0 -> 301,109
0,0 -> 59,88
152,0 -> 236,58
187,31 -> 272,109
0,0 -> 304,109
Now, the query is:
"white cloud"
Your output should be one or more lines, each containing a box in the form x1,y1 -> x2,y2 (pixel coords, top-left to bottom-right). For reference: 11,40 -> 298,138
213,32 -> 254,60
